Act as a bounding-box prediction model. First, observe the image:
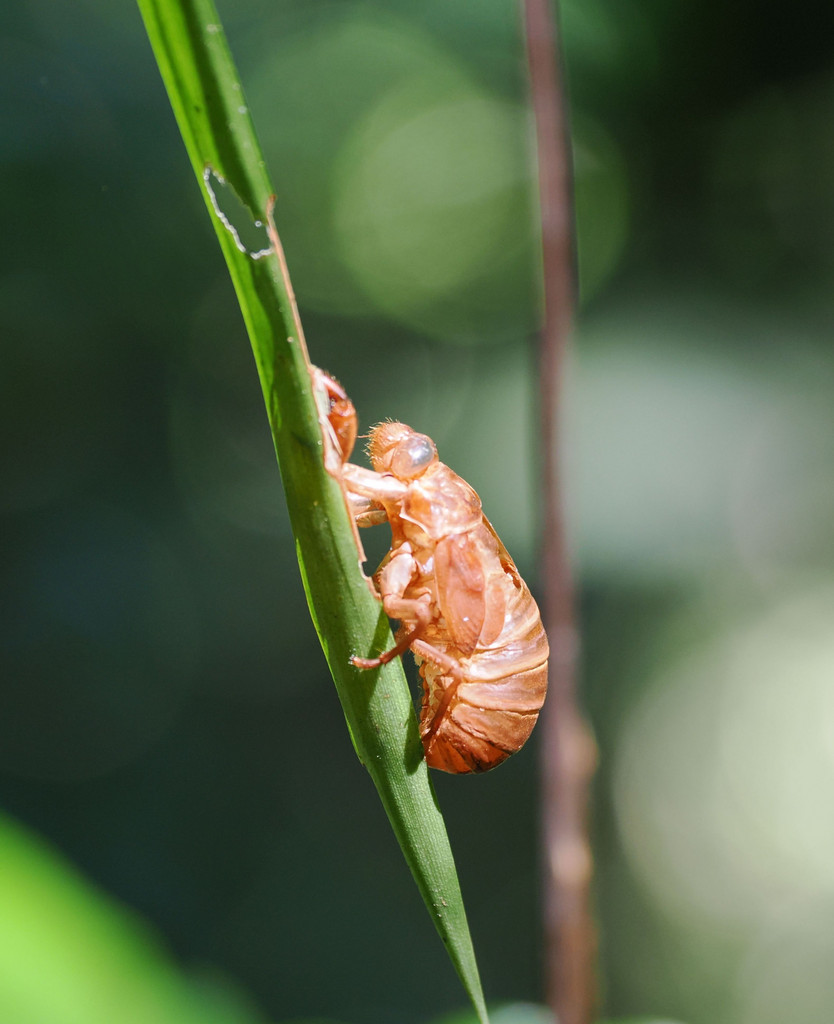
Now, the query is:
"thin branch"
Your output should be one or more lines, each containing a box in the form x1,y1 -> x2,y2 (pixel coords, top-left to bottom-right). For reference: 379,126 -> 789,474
522,1 -> 598,1022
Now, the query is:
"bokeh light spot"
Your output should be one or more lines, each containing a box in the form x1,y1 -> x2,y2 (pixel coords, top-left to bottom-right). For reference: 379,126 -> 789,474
615,587 -> 834,930
334,83 -> 532,341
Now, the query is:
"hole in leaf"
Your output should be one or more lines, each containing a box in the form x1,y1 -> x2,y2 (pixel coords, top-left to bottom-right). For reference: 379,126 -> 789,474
203,167 -> 271,259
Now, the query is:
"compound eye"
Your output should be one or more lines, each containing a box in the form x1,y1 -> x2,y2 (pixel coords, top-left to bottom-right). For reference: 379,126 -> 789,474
391,434 -> 436,479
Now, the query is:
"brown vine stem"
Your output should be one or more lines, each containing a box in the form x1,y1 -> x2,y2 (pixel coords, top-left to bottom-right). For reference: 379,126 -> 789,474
522,1 -> 598,1022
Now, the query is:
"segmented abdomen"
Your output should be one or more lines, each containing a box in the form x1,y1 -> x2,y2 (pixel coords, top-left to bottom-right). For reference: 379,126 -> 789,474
417,589 -> 549,773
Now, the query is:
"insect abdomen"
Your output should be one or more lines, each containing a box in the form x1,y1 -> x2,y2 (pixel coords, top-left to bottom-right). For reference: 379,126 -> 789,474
418,600 -> 549,773
420,661 -> 548,773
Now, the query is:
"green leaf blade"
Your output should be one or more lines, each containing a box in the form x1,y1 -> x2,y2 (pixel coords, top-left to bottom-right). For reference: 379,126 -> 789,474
136,2 -> 489,1020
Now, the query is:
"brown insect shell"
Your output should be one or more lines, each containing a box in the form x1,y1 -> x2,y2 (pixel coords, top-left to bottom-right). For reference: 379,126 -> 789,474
311,366 -> 382,579
399,465 -> 484,542
346,418 -> 550,774
312,367 -> 358,467
366,422 -> 483,540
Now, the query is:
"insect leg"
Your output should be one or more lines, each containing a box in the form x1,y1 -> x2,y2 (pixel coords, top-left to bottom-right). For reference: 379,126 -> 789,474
410,640 -> 470,749
355,508 -> 388,528
341,463 -> 407,505
352,544 -> 433,669
352,592 -> 433,669
312,366 -> 357,474
410,638 -> 466,680
343,489 -> 387,525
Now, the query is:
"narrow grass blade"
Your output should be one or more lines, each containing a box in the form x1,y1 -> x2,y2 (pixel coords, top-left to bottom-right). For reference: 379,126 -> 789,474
136,1 -> 489,1019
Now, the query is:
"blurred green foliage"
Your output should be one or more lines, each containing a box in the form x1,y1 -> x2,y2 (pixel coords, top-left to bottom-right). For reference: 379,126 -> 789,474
0,810 -> 264,1024
3,0 -> 834,1022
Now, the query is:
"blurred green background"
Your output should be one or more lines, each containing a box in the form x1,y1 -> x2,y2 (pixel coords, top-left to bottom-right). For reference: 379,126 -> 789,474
3,0 -> 834,1022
